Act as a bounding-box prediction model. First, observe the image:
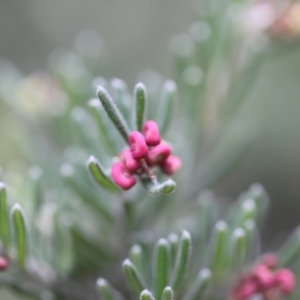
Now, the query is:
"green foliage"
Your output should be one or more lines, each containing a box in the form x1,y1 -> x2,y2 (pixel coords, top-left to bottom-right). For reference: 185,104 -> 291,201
0,1 -> 299,300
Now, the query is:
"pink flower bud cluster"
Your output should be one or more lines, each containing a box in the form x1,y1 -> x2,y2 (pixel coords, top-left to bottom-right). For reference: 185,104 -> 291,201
111,120 -> 181,190
231,254 -> 296,300
0,256 -> 8,271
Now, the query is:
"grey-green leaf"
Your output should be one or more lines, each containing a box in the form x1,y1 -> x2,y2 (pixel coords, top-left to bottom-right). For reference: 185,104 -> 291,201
140,290 -> 155,300
279,226 -> 300,267
208,221 -> 228,277
110,78 -> 131,123
0,182 -> 10,251
171,230 -> 192,291
168,233 -> 179,266
88,98 -> 117,155
123,259 -> 146,297
97,86 -> 131,142
27,166 -> 43,216
229,228 -> 247,272
87,156 -> 119,192
147,179 -> 177,197
183,269 -> 211,300
154,239 -> 170,300
129,245 -> 145,282
96,278 -> 122,300
54,218 -> 74,276
11,203 -> 28,267
158,80 -> 177,134
134,82 -> 147,131
161,287 -> 174,300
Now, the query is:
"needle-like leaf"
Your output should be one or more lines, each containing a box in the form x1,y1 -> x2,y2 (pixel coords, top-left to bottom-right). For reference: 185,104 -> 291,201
97,86 -> 131,142
87,156 -> 119,192
140,290 -> 155,300
161,287 -> 174,300
97,278 -> 122,300
154,238 -> 170,300
134,82 -> 147,132
183,269 -> 211,300
171,230 -> 192,291
158,80 -> 177,134
11,203 -> 28,267
123,259 -> 146,297
0,182 -> 9,251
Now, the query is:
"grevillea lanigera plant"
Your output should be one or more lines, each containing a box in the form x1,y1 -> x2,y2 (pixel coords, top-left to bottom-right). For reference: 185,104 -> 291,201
87,83 -> 181,196
0,1 -> 300,300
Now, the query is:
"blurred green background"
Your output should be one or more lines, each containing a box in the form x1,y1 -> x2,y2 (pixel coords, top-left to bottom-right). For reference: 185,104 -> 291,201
1,1 -> 300,298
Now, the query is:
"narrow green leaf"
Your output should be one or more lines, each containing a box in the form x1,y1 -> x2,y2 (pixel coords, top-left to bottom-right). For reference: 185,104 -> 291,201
129,245 -> 145,281
183,269 -> 211,300
88,98 -> 117,155
97,86 -> 131,142
97,278 -> 121,300
134,82 -> 147,131
161,287 -> 174,300
171,230 -> 192,291
0,182 -> 10,250
154,238 -> 170,300
140,290 -> 155,300
158,80 -> 177,134
147,179 -> 176,197
168,233 -> 179,266
243,220 -> 260,263
229,228 -> 247,272
11,203 -> 28,267
110,78 -> 131,123
54,217 -> 74,276
209,221 -> 228,276
28,166 -> 43,216
123,259 -> 146,297
87,156 -> 119,192
279,226 -> 300,267
247,183 -> 269,225
232,199 -> 257,229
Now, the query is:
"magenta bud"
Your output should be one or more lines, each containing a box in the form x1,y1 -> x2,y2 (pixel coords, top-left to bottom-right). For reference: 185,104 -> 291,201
128,131 -> 148,159
161,155 -> 181,175
0,256 -> 8,271
146,143 -> 171,166
252,265 -> 275,290
111,162 -> 136,190
261,253 -> 278,269
233,278 -> 258,300
274,269 -> 296,295
122,149 -> 142,172
143,120 -> 161,146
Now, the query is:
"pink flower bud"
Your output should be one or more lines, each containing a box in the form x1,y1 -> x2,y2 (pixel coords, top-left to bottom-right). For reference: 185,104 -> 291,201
143,120 -> 161,146
274,269 -> 296,295
0,256 -> 8,271
232,278 -> 259,299
252,264 -> 275,290
128,131 -> 148,159
122,149 -> 142,172
161,155 -> 181,175
261,253 -> 278,269
146,144 -> 171,166
111,162 -> 136,190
